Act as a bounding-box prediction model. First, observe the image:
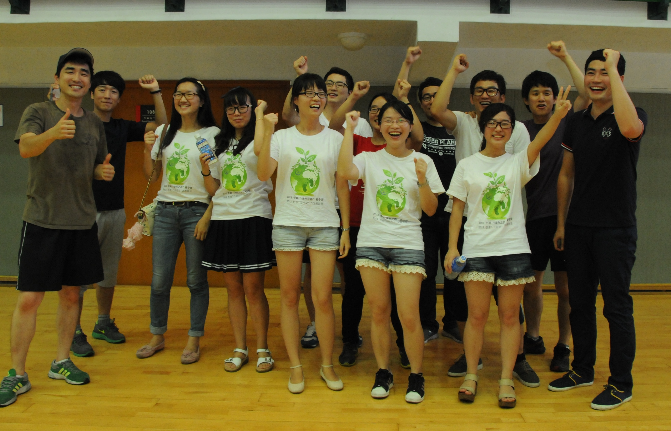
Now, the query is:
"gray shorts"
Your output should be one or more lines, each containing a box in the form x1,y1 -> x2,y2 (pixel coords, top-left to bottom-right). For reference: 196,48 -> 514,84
272,225 -> 339,252
81,209 -> 126,294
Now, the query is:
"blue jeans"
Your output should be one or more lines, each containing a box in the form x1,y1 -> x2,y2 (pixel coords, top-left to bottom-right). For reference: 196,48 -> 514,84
150,203 -> 209,337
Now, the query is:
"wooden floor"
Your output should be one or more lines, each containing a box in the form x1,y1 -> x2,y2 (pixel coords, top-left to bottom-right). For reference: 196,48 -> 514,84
0,287 -> 670,430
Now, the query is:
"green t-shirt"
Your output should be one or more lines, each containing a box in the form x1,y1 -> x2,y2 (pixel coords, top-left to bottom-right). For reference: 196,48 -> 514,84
15,101 -> 107,229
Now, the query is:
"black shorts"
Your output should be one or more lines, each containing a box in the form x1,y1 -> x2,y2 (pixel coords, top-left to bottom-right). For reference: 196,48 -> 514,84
17,222 -> 104,292
202,216 -> 276,273
526,215 -> 566,272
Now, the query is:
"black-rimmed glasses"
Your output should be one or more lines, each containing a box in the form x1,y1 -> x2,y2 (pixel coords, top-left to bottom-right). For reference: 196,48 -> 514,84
485,120 -> 512,129
173,92 -> 198,100
299,91 -> 327,99
325,80 -> 348,90
226,105 -> 251,115
473,87 -> 500,97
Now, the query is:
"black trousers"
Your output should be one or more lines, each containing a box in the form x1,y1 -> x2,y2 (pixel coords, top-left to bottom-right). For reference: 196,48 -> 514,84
341,227 -> 366,345
565,224 -> 637,391
443,213 -> 468,324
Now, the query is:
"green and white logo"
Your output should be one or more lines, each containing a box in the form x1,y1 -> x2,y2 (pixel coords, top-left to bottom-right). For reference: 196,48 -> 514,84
221,152 -> 248,191
481,172 -> 511,219
376,169 -> 407,217
166,142 -> 190,184
290,147 -> 320,196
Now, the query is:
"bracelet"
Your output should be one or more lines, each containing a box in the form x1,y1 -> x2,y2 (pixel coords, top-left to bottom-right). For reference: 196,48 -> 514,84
417,180 -> 429,187
150,89 -> 162,94
341,227 -> 350,232
201,171 -> 211,177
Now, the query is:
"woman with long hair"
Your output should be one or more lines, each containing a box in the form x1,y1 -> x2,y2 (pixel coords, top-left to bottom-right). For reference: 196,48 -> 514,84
256,73 -> 351,394
136,77 -> 219,364
199,87 -> 275,373
444,89 -> 571,408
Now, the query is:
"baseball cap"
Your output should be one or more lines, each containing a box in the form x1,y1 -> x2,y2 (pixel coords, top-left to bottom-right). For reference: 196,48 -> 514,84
56,48 -> 94,75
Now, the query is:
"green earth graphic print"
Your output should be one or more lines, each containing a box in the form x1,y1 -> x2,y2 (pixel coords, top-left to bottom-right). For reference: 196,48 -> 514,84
376,169 -> 407,217
166,143 -> 190,184
290,147 -> 320,196
481,172 -> 511,219
221,152 -> 247,191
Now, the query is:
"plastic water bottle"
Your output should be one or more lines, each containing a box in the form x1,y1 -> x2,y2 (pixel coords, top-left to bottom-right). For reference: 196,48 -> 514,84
195,134 -> 215,165
446,256 -> 467,280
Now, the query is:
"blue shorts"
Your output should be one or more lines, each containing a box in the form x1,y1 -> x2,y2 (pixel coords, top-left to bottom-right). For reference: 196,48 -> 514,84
355,247 -> 427,279
459,253 -> 535,286
272,225 -> 339,252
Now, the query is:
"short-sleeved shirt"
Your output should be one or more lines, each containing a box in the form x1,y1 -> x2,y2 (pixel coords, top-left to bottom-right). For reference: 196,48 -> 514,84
447,150 -> 539,257
522,114 -> 570,221
270,125 -> 342,227
353,149 -> 445,251
210,139 -> 273,220
446,111 -> 531,212
562,105 -> 647,227
350,135 -> 386,227
420,121 -> 456,215
151,124 -> 219,204
320,112 -> 373,138
93,118 -> 147,211
15,101 -> 107,229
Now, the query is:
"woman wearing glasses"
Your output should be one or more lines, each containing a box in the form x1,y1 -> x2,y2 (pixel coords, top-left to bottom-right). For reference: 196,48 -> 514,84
198,87 -> 275,373
256,73 -> 351,394
137,78 -> 219,364
444,92 -> 571,408
337,100 -> 443,404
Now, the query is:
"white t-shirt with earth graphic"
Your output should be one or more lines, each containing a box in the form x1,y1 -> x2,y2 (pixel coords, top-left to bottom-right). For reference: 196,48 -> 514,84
353,149 -> 445,251
270,126 -> 343,227
447,150 -> 539,258
151,125 -> 220,204
210,139 -> 273,220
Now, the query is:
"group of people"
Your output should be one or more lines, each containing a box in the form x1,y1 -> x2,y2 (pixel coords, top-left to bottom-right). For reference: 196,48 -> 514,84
1,40 -> 645,413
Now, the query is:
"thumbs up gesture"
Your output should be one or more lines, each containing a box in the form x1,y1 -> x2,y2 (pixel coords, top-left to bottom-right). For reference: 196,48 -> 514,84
95,153 -> 115,181
51,109 -> 76,140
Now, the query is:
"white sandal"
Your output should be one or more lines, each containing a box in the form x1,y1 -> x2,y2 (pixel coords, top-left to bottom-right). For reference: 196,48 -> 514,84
256,348 -> 274,373
224,348 -> 248,372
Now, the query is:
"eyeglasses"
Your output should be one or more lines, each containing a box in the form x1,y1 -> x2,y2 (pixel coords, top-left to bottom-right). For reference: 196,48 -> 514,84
299,91 -> 327,99
473,87 -> 500,97
485,120 -> 512,129
325,80 -> 348,90
381,118 -> 409,126
369,107 -> 382,114
226,104 -> 251,115
420,92 -> 437,102
173,92 -> 198,100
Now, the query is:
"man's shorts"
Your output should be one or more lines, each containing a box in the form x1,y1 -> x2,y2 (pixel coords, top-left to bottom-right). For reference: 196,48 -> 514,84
526,215 -> 566,272
17,221 -> 104,292
81,209 -> 126,292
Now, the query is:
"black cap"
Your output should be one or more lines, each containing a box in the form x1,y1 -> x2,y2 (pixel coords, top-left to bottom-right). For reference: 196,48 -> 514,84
56,48 -> 94,75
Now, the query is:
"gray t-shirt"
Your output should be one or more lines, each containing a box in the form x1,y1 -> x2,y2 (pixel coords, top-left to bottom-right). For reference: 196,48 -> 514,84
15,101 -> 107,229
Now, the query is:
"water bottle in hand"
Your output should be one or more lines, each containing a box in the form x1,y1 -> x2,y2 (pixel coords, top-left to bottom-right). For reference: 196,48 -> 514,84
446,256 -> 467,280
195,134 -> 215,165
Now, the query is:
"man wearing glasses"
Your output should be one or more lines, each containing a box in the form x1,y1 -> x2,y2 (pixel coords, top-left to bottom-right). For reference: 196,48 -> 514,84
431,55 -> 540,390
69,71 -> 168,358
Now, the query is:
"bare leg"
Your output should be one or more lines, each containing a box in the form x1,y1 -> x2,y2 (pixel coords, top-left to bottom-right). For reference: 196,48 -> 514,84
11,291 -> 45,375
392,271 -> 424,374
223,271 -> 248,370
308,248 -> 338,381
95,284 -> 115,316
523,271 -> 544,338
359,267 -> 391,370
498,284 -> 525,403
276,251 -> 304,384
57,286 -> 82,361
242,271 -> 271,367
461,281 -> 493,396
303,264 -> 316,323
554,271 -> 571,346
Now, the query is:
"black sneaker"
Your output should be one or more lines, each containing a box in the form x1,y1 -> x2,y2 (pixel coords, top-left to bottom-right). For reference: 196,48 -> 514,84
92,319 -> 126,344
71,329 -> 94,357
523,333 -> 546,354
441,325 -> 463,343
338,342 -> 358,367
513,359 -> 540,387
447,353 -> 483,377
550,344 -> 571,372
399,349 -> 410,369
590,384 -> 632,410
548,370 -> 594,392
423,328 -> 438,344
300,322 -> 318,348
405,373 -> 425,403
371,369 -> 394,399
358,334 -> 364,348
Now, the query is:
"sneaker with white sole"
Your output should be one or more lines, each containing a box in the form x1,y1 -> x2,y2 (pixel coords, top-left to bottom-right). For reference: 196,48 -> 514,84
0,369 -> 31,407
48,359 -> 90,385
300,322 -> 318,348
513,359 -> 540,388
405,373 -> 425,403
590,384 -> 632,410
371,369 -> 394,399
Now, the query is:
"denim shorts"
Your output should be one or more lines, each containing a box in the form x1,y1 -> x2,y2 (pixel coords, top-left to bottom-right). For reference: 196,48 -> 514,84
459,253 -> 535,286
272,225 -> 340,252
355,247 -> 427,279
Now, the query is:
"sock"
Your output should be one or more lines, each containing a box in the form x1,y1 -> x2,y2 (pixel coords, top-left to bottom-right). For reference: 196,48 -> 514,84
97,314 -> 111,326
527,334 -> 540,341
54,358 -> 69,365
516,353 -> 526,364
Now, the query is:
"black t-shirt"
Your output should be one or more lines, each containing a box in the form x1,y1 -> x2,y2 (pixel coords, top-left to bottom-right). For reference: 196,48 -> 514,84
562,105 -> 647,227
420,121 -> 456,218
92,118 -> 147,211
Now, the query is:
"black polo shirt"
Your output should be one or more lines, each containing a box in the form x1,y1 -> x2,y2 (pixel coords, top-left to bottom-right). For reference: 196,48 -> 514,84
562,104 -> 647,227
420,121 -> 456,218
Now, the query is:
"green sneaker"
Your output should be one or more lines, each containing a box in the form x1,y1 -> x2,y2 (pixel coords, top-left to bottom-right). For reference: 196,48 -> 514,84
48,359 -> 90,385
0,369 -> 31,407
92,319 -> 126,344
